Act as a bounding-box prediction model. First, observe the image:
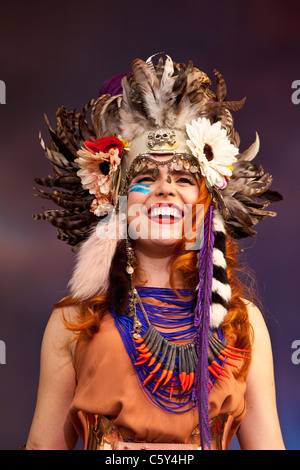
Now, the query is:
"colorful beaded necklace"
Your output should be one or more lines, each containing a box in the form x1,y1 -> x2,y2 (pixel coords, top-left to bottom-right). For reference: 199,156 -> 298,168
111,286 -> 245,414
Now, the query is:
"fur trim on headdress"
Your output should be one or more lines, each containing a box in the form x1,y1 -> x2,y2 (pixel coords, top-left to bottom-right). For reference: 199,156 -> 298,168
69,213 -> 126,300
68,227 -> 117,300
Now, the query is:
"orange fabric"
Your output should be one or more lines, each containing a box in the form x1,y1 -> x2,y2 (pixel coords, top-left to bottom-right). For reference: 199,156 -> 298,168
69,312 -> 246,450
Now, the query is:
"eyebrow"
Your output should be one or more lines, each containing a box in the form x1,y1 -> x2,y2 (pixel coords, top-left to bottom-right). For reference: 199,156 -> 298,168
132,168 -> 196,179
171,170 -> 196,177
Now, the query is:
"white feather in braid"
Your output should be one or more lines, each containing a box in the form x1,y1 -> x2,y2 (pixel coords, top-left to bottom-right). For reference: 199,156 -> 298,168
209,209 -> 231,329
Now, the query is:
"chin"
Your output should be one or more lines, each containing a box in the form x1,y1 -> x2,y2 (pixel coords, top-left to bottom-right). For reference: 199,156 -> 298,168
137,229 -> 182,252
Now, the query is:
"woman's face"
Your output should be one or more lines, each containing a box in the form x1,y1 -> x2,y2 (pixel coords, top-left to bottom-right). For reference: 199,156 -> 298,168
126,157 -> 200,249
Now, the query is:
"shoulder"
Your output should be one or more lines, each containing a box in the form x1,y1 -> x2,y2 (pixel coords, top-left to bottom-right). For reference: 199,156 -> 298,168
237,301 -> 285,449
243,299 -> 270,342
242,299 -> 273,374
42,301 -> 81,359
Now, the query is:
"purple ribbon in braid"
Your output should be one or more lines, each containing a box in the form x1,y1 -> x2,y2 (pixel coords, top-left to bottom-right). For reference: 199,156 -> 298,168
193,203 -> 215,450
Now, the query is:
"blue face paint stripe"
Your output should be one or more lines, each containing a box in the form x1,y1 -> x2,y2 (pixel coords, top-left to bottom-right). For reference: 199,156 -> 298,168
129,183 -> 151,188
129,187 -> 151,194
128,183 -> 151,194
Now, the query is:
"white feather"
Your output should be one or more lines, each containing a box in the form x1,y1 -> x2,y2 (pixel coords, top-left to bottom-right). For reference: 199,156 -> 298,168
213,210 -> 226,233
212,248 -> 227,269
212,278 -> 231,301
210,303 -> 228,329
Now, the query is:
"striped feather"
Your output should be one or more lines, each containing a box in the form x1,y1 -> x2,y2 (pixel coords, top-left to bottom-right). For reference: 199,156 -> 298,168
209,210 -> 231,329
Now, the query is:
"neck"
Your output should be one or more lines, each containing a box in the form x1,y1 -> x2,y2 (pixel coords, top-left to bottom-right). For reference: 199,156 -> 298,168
133,241 -> 175,288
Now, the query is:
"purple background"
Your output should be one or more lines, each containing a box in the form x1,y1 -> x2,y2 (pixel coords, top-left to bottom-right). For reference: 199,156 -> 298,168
0,0 -> 300,450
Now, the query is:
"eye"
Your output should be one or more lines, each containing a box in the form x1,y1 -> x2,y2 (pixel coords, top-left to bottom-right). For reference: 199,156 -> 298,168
176,177 -> 196,185
135,176 -> 155,183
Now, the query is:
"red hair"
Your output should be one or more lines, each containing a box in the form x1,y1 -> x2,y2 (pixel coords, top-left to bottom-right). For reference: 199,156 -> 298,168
57,177 -> 253,378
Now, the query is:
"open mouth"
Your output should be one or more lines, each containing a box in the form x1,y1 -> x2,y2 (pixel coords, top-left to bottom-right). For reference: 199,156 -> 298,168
147,203 -> 183,224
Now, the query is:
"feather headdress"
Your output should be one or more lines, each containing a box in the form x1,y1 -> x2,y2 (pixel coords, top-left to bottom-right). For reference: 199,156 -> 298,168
34,54 -> 281,248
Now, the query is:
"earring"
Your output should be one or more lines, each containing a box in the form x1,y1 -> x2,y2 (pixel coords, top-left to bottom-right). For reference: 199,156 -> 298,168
126,237 -> 138,319
125,237 -> 135,275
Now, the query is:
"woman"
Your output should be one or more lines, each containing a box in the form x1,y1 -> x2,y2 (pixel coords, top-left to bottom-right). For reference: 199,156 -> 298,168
26,54 -> 285,450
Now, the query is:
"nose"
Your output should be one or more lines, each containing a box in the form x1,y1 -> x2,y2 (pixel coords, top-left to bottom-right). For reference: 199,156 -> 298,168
154,175 -> 176,198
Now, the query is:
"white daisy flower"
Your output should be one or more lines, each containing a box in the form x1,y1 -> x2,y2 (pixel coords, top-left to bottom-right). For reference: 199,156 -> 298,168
186,117 -> 238,189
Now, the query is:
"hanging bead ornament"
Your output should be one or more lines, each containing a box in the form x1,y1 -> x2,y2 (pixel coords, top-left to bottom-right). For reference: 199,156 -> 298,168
126,238 -> 136,275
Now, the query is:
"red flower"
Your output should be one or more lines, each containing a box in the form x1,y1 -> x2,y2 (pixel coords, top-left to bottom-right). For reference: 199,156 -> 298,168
84,136 -> 123,156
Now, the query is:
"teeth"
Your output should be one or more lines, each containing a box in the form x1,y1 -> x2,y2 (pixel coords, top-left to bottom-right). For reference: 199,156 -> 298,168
150,207 -> 181,218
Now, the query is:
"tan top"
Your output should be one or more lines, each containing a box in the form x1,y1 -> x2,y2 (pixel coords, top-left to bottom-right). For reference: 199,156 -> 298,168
69,311 -> 246,450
